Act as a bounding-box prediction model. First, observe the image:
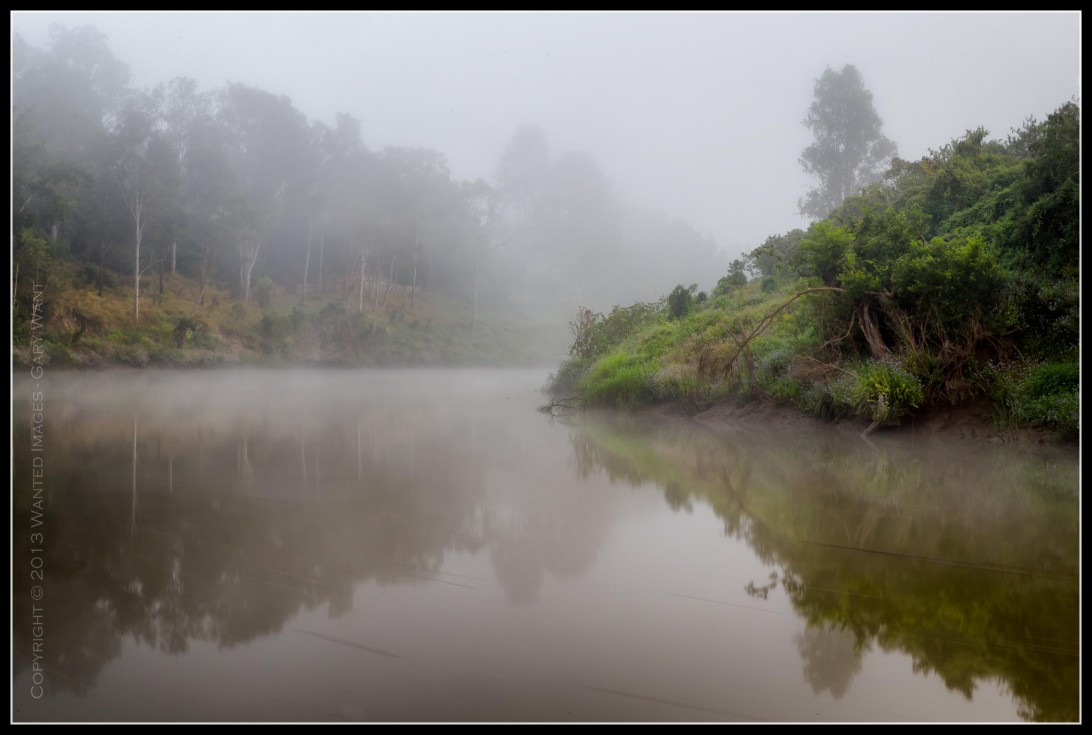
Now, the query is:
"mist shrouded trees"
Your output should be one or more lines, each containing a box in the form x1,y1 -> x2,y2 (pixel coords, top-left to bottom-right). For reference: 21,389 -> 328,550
799,64 -> 897,220
492,125 -> 725,311
12,25 -> 725,355
552,96 -> 1077,440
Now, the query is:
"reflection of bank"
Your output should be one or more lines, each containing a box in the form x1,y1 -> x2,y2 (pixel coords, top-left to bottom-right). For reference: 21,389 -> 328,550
11,369 -> 621,708
12,384 -> 489,698
571,413 -> 1080,722
484,471 -> 613,605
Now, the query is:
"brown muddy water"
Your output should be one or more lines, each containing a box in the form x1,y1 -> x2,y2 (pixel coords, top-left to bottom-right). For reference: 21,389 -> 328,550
11,369 -> 1080,722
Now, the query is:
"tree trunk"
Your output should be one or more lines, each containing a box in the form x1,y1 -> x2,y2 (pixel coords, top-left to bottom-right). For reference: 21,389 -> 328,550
411,248 -> 418,308
373,265 -> 382,313
382,250 -> 397,310
859,302 -> 889,358
134,207 -> 142,322
301,216 -> 312,304
358,249 -> 367,314
171,241 -> 176,276
239,229 -> 260,303
191,277 -> 207,318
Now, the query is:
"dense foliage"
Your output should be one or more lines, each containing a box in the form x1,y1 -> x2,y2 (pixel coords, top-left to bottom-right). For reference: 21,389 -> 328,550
552,101 -> 1079,437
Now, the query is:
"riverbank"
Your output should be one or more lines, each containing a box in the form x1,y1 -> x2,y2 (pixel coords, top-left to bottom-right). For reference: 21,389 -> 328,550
646,394 -> 1076,448
12,264 -> 569,371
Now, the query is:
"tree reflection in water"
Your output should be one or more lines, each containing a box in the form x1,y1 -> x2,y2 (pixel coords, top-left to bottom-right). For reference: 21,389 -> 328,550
569,413 -> 1078,722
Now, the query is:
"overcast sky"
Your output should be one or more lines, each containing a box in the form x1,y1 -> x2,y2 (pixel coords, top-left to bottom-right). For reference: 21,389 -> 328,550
11,11 -> 1081,260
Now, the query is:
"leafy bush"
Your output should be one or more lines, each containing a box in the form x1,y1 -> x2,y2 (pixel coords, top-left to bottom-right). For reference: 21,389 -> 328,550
799,221 -> 855,285
667,285 -> 694,320
847,359 -> 925,424
1022,361 -> 1078,397
714,260 -> 748,296
891,233 -> 1004,329
568,301 -> 664,360
256,276 -> 275,309
998,360 -> 1079,436
260,312 -> 291,343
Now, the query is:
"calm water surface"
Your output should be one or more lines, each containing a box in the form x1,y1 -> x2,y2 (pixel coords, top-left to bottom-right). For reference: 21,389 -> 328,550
12,369 -> 1080,722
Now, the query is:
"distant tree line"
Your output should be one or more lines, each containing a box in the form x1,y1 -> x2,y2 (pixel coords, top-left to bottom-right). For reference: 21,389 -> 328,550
12,25 -> 725,333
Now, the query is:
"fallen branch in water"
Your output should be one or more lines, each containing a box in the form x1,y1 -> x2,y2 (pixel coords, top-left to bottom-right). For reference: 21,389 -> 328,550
538,396 -> 586,417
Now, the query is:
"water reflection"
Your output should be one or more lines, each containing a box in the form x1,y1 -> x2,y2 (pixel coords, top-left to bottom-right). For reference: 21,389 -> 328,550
13,370 -> 610,707
569,412 -> 1079,722
797,623 -> 867,700
11,370 -> 1079,722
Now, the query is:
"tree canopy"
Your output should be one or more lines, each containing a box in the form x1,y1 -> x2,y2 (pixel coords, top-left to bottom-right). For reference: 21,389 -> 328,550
799,64 -> 897,220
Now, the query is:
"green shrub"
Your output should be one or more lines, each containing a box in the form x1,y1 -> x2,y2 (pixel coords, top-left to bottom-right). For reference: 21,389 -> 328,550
568,300 -> 664,360
256,276 -> 275,309
667,285 -> 694,320
847,359 -> 925,424
260,313 -> 291,343
799,221 -> 855,285
998,360 -> 1080,436
1022,361 -> 1078,397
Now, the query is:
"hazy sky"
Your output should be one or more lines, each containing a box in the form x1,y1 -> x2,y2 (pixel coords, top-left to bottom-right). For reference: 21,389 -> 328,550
11,11 -> 1081,260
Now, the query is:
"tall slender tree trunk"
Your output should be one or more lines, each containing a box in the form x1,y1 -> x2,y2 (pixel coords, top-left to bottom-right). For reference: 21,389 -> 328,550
411,247 -> 418,308
134,207 -> 143,322
239,228 -> 261,303
373,265 -> 382,312
364,249 -> 373,312
382,250 -> 397,310
301,216 -> 313,304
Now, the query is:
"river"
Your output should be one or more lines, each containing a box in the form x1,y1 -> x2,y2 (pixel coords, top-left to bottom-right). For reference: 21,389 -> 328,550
11,368 -> 1080,722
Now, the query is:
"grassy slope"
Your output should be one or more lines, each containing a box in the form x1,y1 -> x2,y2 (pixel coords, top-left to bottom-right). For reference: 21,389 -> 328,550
13,264 -> 569,369
550,280 -> 1078,440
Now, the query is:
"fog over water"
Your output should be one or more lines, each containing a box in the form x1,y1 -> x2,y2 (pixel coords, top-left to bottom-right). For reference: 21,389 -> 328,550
11,370 -> 1080,722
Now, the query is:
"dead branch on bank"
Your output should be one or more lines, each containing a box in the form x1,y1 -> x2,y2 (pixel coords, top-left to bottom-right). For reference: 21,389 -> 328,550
538,397 -> 586,418
701,287 -> 846,381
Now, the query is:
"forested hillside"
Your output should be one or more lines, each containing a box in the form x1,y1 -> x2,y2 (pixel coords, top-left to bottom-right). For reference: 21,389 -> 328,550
11,26 -> 724,367
550,102 -> 1079,438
